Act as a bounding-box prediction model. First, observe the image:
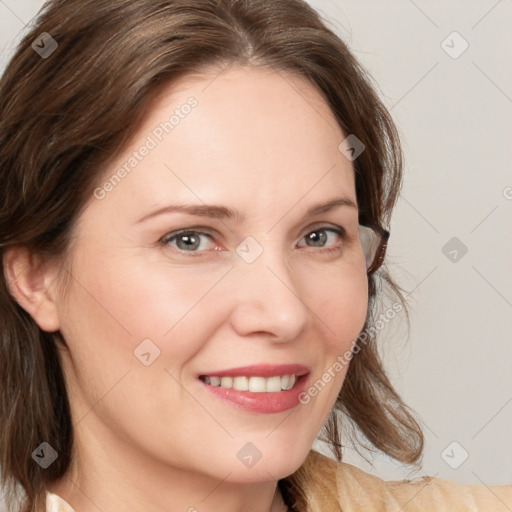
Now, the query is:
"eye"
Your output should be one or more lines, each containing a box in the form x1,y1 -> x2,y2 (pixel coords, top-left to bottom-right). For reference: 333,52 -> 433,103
161,229 -> 216,254
297,226 -> 346,252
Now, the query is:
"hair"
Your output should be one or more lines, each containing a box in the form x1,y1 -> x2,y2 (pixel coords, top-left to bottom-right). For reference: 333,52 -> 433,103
0,0 -> 424,510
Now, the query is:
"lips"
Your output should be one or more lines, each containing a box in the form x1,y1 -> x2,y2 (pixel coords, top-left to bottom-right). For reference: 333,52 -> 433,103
199,375 -> 310,414
198,364 -> 310,413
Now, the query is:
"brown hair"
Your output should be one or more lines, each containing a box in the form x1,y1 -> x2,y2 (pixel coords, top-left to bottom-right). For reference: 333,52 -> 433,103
0,0 -> 423,510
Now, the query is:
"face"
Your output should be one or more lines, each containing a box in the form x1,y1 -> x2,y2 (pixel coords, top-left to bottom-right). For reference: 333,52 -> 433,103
51,65 -> 368,483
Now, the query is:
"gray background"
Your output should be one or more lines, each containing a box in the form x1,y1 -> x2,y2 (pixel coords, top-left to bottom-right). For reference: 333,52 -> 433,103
0,0 -> 511,499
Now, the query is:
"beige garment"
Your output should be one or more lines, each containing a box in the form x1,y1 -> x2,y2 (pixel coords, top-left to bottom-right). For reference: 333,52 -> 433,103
45,492 -> 75,512
291,450 -> 512,511
45,450 -> 512,511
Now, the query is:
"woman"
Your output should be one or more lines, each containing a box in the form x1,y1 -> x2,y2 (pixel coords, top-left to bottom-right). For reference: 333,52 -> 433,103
0,1 -> 510,511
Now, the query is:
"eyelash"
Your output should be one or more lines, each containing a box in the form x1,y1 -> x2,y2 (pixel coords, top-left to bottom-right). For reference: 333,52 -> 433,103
159,225 -> 347,257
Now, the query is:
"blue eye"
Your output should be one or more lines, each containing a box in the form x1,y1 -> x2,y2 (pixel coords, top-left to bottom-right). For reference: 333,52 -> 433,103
161,226 -> 346,256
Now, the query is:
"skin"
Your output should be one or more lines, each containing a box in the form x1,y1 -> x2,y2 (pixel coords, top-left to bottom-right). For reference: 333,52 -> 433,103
6,65 -> 369,512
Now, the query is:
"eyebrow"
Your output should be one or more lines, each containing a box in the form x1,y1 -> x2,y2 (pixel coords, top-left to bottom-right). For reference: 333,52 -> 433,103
136,196 -> 358,224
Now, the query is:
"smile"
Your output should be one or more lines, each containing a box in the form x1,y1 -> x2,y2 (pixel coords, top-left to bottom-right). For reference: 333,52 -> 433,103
199,374 -> 297,392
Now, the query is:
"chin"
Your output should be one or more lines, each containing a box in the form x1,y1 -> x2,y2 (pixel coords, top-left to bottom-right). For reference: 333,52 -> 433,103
211,435 -> 315,484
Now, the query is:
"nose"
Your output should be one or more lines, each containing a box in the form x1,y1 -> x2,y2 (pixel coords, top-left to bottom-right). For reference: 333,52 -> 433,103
226,237 -> 310,342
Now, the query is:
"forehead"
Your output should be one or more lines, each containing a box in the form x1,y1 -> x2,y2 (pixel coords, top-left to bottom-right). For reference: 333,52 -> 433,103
90,65 -> 357,222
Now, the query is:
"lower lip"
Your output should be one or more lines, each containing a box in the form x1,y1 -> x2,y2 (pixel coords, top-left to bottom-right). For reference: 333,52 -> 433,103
199,374 -> 309,414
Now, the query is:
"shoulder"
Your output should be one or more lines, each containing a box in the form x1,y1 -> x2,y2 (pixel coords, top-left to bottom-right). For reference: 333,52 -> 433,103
293,449 -> 512,512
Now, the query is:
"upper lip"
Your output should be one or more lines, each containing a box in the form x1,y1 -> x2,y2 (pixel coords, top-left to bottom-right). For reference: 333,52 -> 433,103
199,364 -> 310,378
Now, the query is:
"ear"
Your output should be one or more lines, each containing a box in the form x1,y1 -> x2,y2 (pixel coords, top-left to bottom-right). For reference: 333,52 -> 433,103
3,246 -> 61,332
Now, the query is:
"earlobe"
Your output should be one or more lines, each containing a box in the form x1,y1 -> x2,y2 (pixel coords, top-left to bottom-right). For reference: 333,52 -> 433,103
3,246 -> 61,332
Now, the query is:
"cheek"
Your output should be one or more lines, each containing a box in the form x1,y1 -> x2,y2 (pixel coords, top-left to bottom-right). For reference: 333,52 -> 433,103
56,249 -> 241,428
56,254 -> 207,453
60,250 -> 222,355
298,265 -> 368,411
312,263 -> 369,349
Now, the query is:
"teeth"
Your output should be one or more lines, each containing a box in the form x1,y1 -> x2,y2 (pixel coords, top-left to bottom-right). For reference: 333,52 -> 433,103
220,376 -> 233,388
248,376 -> 266,392
233,376 -> 249,391
202,374 -> 297,392
266,376 -> 281,392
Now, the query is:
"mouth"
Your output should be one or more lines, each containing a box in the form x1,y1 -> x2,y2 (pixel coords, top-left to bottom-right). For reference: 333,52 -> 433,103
198,363 -> 309,391
197,364 -> 310,413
